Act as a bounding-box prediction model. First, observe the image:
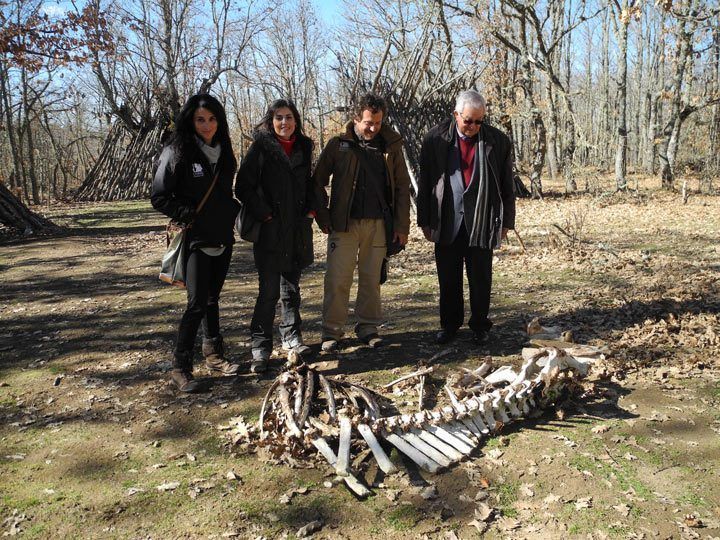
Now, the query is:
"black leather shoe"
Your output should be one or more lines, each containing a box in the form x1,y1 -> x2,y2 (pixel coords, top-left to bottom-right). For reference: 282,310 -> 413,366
474,330 -> 490,345
435,329 -> 456,344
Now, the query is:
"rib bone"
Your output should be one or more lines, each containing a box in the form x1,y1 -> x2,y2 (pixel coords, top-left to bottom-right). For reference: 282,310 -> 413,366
357,423 -> 397,475
383,432 -> 443,473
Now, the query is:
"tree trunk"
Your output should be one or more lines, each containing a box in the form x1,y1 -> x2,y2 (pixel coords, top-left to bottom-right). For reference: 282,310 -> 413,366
0,182 -> 56,234
545,80 -> 559,181
614,8 -> 630,190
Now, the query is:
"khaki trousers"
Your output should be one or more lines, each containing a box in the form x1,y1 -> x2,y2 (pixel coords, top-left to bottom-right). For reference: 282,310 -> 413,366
322,218 -> 386,340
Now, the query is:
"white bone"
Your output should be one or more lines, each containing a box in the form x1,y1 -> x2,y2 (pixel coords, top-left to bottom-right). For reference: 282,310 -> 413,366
484,365 -> 518,385
413,428 -> 465,461
478,396 -> 496,430
383,432 -> 442,473
445,420 -> 480,446
336,416 -> 352,476
492,391 -> 511,423
382,366 -> 434,388
277,383 -> 303,438
357,423 -> 397,475
425,423 -> 475,454
310,437 -> 371,498
398,431 -> 454,467
504,388 -> 522,418
318,374 -> 337,420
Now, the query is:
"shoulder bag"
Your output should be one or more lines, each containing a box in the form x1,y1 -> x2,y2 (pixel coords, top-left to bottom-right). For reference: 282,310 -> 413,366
159,171 -> 219,288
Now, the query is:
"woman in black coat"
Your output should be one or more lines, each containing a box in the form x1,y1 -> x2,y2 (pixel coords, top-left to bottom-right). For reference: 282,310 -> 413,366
151,94 -> 241,392
235,99 -> 315,373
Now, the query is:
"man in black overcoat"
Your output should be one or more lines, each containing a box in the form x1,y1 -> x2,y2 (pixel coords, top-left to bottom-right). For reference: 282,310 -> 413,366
417,90 -> 516,345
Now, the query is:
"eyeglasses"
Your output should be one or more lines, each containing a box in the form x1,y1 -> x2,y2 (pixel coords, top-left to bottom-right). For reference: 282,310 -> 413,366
457,114 -> 483,126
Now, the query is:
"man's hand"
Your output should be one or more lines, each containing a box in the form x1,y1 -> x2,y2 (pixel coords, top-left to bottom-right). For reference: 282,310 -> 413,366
393,232 -> 408,246
421,226 -> 432,242
501,227 -> 509,240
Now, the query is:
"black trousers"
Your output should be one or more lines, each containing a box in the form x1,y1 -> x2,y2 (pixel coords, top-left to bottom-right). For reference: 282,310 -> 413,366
251,268 -> 302,355
175,247 -> 232,355
434,225 -> 493,333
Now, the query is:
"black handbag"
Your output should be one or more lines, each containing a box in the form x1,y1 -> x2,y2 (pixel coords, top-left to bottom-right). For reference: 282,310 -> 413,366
158,171 -> 219,288
235,186 -> 263,243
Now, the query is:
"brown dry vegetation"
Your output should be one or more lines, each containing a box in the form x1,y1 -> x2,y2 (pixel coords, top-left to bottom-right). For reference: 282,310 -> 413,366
1,174 -> 719,539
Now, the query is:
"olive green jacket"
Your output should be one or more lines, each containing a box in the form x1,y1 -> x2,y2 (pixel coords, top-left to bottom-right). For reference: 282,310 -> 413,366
313,121 -> 411,235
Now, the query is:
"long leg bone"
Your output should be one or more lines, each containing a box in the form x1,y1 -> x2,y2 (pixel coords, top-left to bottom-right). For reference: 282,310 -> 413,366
310,437 -> 371,498
336,415 -> 353,476
357,423 -> 397,474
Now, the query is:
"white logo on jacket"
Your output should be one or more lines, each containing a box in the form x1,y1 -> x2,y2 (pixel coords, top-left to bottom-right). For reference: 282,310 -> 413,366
192,163 -> 204,177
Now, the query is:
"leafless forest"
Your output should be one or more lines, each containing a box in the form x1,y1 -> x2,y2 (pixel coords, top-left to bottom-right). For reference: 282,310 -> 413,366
1,0 -> 719,232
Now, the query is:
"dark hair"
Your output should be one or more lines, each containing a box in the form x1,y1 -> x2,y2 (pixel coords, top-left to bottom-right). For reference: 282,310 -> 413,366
167,93 -> 236,171
255,99 -> 303,135
354,93 -> 387,118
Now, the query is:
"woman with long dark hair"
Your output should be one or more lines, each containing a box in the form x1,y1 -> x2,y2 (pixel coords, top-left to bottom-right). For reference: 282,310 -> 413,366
152,94 -> 240,392
235,99 -> 315,373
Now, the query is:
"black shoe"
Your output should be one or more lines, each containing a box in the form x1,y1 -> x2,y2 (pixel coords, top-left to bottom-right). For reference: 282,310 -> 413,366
435,329 -> 456,345
474,330 -> 490,345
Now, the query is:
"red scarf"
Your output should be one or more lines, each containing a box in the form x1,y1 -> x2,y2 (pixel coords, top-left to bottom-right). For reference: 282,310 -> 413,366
276,134 -> 296,157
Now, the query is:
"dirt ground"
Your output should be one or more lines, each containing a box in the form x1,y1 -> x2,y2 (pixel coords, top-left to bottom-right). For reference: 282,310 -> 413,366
1,176 -> 719,539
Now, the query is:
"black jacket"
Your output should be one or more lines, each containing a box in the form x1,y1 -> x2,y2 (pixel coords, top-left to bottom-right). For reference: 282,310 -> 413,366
151,143 -> 240,249
235,130 -> 315,272
417,118 -> 516,247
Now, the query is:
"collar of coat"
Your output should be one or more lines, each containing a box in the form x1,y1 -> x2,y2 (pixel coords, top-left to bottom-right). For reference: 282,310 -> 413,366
338,120 -> 404,152
252,129 -> 313,164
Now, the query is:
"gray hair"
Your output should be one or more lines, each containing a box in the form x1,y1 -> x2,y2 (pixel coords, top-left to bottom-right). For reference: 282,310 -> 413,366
454,90 -> 486,114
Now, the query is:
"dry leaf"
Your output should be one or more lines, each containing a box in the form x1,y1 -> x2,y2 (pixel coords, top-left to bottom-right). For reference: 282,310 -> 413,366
613,504 -> 631,517
296,520 -> 323,538
475,502 -> 494,522
156,482 -> 180,492
468,519 -> 489,533
543,493 -> 562,506
487,448 -> 504,459
574,497 -> 593,510
520,483 -> 535,498
591,424 -> 611,434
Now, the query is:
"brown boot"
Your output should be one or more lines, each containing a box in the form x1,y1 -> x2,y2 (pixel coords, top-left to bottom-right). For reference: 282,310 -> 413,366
170,368 -> 199,392
202,336 -> 239,376
170,351 -> 199,392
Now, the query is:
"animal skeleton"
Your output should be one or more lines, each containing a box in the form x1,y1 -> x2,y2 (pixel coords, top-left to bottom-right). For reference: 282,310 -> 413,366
258,346 -> 601,497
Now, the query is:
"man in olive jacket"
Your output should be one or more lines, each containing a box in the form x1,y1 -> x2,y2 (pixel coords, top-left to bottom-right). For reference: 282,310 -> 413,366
314,93 -> 411,351
418,90 -> 516,345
